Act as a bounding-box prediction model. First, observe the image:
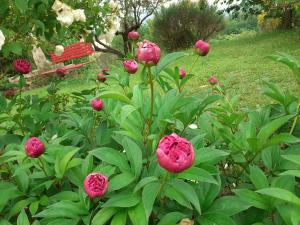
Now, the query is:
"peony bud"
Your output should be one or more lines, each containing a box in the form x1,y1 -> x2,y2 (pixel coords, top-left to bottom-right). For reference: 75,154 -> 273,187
91,98 -> 104,111
84,172 -> 108,198
25,137 -> 45,158
4,89 -> 17,99
179,67 -> 186,79
194,40 -> 210,56
97,73 -> 107,82
55,45 -> 64,56
137,40 -> 161,66
56,68 -> 66,76
102,67 -> 109,75
123,59 -> 138,74
13,59 -> 32,74
128,31 -> 140,40
208,76 -> 218,85
156,133 -> 195,173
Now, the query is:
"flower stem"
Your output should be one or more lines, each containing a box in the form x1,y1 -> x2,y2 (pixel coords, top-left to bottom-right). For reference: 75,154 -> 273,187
290,101 -> 300,135
148,67 -> 154,130
38,158 -> 49,177
188,55 -> 200,74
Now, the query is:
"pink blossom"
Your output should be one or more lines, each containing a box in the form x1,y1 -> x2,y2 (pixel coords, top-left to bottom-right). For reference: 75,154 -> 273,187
194,40 -> 210,56
137,40 -> 161,66
123,59 -> 138,74
13,59 -> 32,74
179,67 -> 186,79
156,133 -> 195,173
91,98 -> 104,111
97,74 -> 107,82
102,67 -> 109,75
208,76 -> 218,85
4,89 -> 17,99
84,172 -> 108,198
128,31 -> 140,40
25,137 -> 45,158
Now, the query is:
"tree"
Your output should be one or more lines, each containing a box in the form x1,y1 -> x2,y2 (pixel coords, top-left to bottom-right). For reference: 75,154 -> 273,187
152,0 -> 224,50
214,0 -> 300,29
93,0 -> 167,58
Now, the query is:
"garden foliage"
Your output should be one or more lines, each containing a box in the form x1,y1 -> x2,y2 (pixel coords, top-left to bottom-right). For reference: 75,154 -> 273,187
0,39 -> 300,225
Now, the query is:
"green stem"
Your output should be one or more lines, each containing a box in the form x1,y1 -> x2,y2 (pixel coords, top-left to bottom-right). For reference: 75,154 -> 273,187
188,55 -> 200,74
144,67 -> 155,166
18,88 -> 25,136
290,102 -> 300,135
38,158 -> 49,177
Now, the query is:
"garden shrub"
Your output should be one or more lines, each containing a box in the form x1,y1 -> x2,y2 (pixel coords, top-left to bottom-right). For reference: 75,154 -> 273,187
0,36 -> 300,225
151,0 -> 224,51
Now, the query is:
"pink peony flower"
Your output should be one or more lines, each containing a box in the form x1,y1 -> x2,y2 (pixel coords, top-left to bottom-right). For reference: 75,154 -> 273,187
97,74 -> 107,82
13,59 -> 32,74
137,40 -> 161,66
123,59 -> 138,74
128,31 -> 140,40
25,137 -> 45,158
194,40 -> 210,56
91,98 -> 104,111
84,172 -> 108,198
4,89 -> 17,99
179,67 -> 186,79
208,76 -> 218,85
156,133 -> 195,173
102,67 -> 109,75
56,68 -> 66,76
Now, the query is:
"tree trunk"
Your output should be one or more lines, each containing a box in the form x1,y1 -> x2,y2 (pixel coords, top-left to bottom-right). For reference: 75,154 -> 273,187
282,5 -> 293,29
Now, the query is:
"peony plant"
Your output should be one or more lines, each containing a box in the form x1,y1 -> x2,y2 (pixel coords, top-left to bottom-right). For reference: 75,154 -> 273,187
0,36 -> 299,225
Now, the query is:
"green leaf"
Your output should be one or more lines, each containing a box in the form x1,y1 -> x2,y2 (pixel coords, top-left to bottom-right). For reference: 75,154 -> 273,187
14,0 -> 28,13
257,115 -> 293,146
234,189 -> 270,210
17,209 -> 30,225
9,197 -> 36,218
55,148 -> 79,179
165,186 -> 192,209
90,148 -> 130,173
108,173 -> 135,192
134,176 -> 159,192
266,133 -> 300,147
0,94 -> 7,110
157,212 -> 187,225
128,202 -> 147,225
207,196 -> 251,216
154,52 -> 188,76
98,91 -> 132,104
256,187 -> 300,207
102,193 -> 140,208
249,165 -> 269,190
169,179 -> 201,214
2,42 -> 23,56
111,210 -> 127,225
279,170 -> 300,178
199,213 -> 237,225
282,154 -> 300,166
142,182 -> 160,219
122,138 -> 142,177
195,148 -> 229,165
177,167 -> 218,184
92,207 -> 118,225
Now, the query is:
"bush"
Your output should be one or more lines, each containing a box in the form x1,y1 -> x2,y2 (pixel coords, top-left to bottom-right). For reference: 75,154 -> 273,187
151,0 -> 224,51
221,16 -> 258,35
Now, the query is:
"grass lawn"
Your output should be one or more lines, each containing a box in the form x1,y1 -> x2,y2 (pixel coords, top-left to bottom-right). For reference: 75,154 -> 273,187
26,30 -> 300,106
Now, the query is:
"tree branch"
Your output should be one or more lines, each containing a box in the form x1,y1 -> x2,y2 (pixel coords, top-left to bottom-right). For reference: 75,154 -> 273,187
93,35 -> 125,58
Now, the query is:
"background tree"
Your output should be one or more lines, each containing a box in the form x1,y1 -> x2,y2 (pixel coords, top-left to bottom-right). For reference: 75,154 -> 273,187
151,0 -> 224,51
214,0 -> 300,29
93,0 -> 168,57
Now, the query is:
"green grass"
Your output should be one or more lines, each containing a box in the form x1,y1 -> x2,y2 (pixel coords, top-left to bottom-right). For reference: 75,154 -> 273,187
26,30 -> 300,105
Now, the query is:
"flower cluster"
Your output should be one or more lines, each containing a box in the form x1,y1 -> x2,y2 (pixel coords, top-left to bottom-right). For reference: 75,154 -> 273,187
0,29 -> 5,50
55,45 -> 64,56
52,0 -> 86,26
